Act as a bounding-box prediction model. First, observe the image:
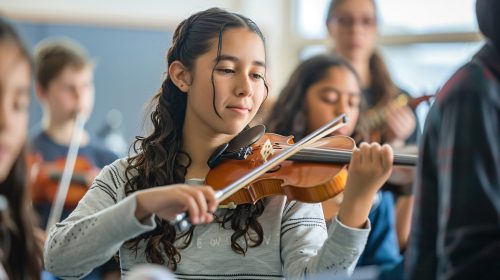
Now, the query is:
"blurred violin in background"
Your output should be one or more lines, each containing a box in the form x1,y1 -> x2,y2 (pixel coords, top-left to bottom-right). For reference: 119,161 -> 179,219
356,93 -> 434,143
28,153 -> 100,209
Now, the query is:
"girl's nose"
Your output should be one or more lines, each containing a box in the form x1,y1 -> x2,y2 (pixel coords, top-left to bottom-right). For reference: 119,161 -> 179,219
236,74 -> 253,97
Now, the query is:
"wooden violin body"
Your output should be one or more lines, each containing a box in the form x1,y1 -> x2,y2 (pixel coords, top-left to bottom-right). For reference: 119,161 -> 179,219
29,154 -> 97,209
206,133 -> 355,207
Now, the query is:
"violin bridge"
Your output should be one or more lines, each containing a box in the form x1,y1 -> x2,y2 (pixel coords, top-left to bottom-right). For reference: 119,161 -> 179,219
260,139 -> 275,162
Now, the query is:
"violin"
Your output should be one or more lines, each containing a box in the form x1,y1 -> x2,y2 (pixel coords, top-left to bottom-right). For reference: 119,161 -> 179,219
207,133 -> 416,208
172,115 -> 417,230
29,153 -> 99,209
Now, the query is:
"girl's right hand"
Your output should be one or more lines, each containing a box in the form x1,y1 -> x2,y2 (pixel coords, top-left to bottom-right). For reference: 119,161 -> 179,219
135,184 -> 218,225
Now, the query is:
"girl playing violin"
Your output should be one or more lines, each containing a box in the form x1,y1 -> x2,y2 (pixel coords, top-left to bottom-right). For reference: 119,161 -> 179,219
266,55 -> 402,270
45,8 -> 394,279
0,17 -> 42,279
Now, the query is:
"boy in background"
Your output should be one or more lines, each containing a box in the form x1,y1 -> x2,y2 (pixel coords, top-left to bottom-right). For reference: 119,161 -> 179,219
29,38 -> 119,280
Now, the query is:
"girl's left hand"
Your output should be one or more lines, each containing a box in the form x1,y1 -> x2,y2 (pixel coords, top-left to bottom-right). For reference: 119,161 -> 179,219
338,142 -> 393,228
344,142 -> 394,198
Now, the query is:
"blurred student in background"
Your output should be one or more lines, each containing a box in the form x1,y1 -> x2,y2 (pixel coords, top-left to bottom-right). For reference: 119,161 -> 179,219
266,54 -> 402,271
407,0 -> 500,278
0,17 -> 43,280
29,38 -> 119,279
326,0 -> 418,251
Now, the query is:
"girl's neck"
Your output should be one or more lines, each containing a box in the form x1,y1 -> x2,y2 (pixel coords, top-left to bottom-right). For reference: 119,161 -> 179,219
43,117 -> 89,147
182,113 -> 234,180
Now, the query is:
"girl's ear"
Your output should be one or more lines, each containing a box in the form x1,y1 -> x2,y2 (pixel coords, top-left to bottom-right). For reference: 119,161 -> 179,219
168,61 -> 192,93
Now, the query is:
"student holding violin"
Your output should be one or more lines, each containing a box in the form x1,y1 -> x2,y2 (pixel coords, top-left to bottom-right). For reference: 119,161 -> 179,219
325,0 -> 418,147
29,38 -> 119,279
29,38 -> 117,226
45,8 -> 396,279
266,54 -> 404,271
0,17 -> 42,279
326,0 -> 421,251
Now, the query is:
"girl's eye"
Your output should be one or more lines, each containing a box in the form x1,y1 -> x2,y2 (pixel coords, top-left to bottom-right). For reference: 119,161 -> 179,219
216,68 -> 235,74
251,73 -> 264,80
320,93 -> 339,104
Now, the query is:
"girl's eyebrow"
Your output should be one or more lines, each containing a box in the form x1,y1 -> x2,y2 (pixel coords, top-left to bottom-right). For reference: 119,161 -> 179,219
216,54 -> 266,67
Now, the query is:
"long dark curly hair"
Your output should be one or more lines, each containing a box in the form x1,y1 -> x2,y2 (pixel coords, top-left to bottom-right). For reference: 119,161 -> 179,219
0,17 -> 42,280
124,8 -> 269,270
266,54 -> 360,140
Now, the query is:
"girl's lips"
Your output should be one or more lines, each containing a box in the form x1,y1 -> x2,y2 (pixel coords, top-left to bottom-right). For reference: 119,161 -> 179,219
228,107 -> 250,114
227,106 -> 251,114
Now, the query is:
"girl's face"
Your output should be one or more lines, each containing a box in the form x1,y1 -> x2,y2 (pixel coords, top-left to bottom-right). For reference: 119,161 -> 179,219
0,44 -> 31,182
305,66 -> 361,136
327,0 -> 377,63
186,27 -> 267,136
38,65 -> 95,122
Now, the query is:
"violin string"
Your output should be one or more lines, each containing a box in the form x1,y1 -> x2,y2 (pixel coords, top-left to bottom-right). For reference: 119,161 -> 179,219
292,148 -> 416,165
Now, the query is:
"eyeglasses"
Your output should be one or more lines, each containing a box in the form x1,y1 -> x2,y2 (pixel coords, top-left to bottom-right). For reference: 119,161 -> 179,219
332,15 -> 376,29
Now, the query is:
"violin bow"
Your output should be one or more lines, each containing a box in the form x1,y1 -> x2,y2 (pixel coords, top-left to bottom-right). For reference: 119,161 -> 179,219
46,113 -> 86,231
171,114 -> 349,231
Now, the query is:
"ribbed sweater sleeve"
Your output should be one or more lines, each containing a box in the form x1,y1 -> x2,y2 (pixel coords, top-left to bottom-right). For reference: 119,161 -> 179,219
44,159 -> 156,279
280,201 -> 370,279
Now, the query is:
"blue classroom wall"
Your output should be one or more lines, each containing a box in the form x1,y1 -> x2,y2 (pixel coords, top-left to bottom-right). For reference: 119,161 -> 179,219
12,19 -> 172,151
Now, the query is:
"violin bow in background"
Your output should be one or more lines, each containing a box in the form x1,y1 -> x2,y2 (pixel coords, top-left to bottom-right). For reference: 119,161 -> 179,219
45,113 -> 86,231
